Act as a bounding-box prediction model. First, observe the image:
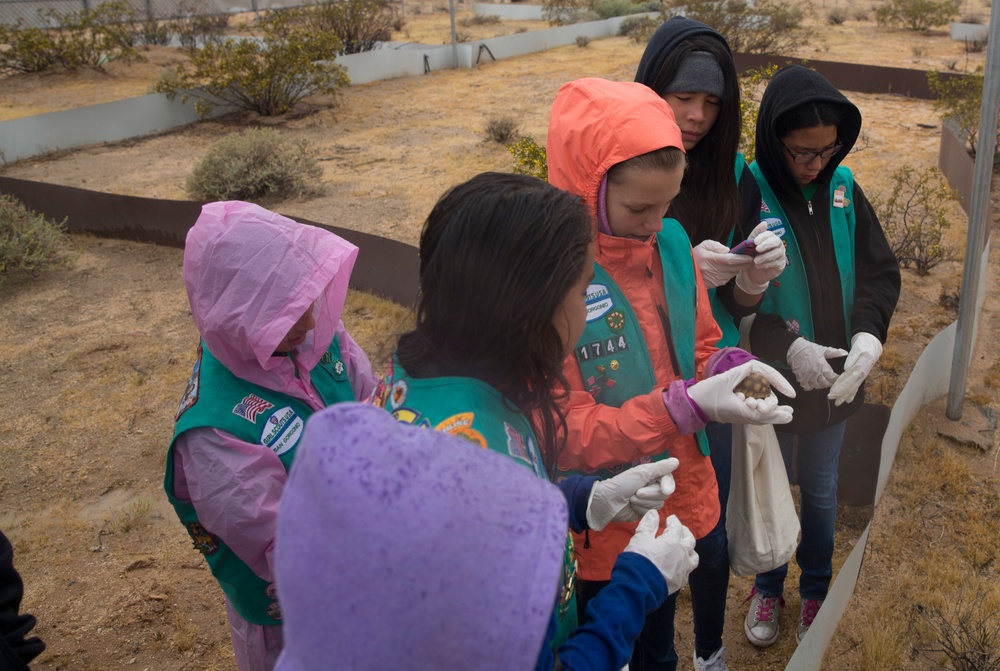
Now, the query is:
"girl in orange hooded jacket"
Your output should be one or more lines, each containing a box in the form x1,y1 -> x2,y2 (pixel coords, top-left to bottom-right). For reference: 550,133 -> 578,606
546,78 -> 796,670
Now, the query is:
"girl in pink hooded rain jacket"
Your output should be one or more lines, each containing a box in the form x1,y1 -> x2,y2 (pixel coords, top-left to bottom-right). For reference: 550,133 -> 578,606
164,201 -> 376,671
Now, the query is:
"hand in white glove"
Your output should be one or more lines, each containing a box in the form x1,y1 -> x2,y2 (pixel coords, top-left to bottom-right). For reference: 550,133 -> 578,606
735,222 -> 787,295
691,239 -> 752,289
827,332 -> 883,406
586,458 -> 680,531
623,511 -> 699,594
686,360 -> 796,425
787,338 -> 849,391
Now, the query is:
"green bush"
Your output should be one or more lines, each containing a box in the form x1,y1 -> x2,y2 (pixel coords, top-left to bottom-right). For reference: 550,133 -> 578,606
618,15 -> 657,42
542,0 -> 591,26
872,166 -> 957,275
0,195 -> 69,277
508,136 -> 548,181
665,0 -> 808,54
928,66 -> 999,156
169,2 -> 230,53
303,0 -> 399,55
153,8 -> 349,117
874,0 -> 961,31
186,128 -> 325,202
0,0 -> 143,74
738,64 -> 777,159
458,14 -> 502,26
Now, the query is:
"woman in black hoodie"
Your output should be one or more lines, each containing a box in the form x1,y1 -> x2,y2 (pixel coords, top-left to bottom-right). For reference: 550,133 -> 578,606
742,65 -> 900,649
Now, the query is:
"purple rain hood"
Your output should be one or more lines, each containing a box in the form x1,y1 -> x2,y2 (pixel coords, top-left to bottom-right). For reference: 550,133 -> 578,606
273,403 -> 569,671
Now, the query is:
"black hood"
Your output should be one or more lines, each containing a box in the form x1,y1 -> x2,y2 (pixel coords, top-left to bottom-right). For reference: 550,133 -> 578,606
754,65 -> 862,198
634,15 -> 731,87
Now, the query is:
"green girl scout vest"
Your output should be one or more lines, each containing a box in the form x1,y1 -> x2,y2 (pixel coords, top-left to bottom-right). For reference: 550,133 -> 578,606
749,162 -> 856,345
572,218 -> 710,470
369,358 -> 579,648
706,154 -> 748,348
165,339 -> 355,626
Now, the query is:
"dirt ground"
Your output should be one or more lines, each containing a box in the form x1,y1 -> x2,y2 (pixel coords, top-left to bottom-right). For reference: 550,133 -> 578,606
1,1 -> 999,670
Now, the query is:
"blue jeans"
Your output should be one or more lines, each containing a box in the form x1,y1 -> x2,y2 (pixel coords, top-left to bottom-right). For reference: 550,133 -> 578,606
754,421 -> 846,601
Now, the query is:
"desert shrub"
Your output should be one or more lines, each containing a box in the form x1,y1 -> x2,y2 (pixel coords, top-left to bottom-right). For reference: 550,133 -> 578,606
458,14 -> 502,26
137,19 -> 171,47
872,166 -> 957,275
305,0 -> 398,55
169,3 -> 230,53
508,136 -> 548,181
827,7 -> 849,24
186,128 -> 324,202
0,195 -> 69,277
664,0 -> 808,54
0,0 -> 143,74
619,15 -> 657,42
918,591 -> 1000,671
738,64 -> 777,159
960,13 -> 983,22
964,36 -> 988,53
153,8 -> 349,117
928,66 -> 999,157
576,34 -> 591,46
542,0 -> 591,26
874,0 -> 961,31
484,116 -> 520,144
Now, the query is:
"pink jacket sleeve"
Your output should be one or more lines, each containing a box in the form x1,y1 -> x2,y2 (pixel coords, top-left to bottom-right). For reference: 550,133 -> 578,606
171,427 -> 286,582
335,321 -> 377,402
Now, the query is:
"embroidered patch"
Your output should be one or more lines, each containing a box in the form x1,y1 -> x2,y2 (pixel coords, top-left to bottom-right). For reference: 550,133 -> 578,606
187,522 -> 219,556
331,359 -> 346,379
175,351 -> 203,421
833,185 -> 848,209
761,216 -> 786,238
436,413 -> 487,448
760,199 -> 771,214
576,334 -> 629,362
321,351 -> 332,365
389,379 -> 409,410
605,310 -> 625,334
392,407 -> 432,428
260,407 -> 304,456
610,359 -> 620,371
585,284 -> 614,323
505,422 -> 532,464
266,583 -> 282,620
785,319 -> 801,335
233,394 -> 274,424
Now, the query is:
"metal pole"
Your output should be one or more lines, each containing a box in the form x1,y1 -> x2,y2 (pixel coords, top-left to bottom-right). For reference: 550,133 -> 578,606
449,0 -> 458,68
946,6 -> 1000,420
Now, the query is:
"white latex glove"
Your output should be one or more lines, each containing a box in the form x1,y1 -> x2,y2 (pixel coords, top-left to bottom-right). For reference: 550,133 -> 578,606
735,222 -> 787,295
691,239 -> 752,289
686,360 -> 796,425
623,511 -> 699,594
827,332 -> 883,406
787,338 -> 849,391
586,458 -> 680,531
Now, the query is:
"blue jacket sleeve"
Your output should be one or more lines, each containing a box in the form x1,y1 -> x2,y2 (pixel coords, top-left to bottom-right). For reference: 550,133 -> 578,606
534,552 -> 668,671
557,476 -> 599,534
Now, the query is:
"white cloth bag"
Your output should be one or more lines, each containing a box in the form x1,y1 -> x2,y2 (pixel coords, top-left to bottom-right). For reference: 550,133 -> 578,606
726,315 -> 800,576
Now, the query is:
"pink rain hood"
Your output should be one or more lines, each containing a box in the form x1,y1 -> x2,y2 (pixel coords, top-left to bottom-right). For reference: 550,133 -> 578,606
546,77 -> 685,223
183,201 -> 359,393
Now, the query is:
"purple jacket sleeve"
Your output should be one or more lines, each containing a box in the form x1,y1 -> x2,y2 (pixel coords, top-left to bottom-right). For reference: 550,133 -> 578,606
171,428 -> 286,582
534,552 -> 668,671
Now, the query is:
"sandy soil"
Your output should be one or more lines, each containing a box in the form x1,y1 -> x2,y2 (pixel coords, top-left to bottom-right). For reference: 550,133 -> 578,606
1,2 -> 998,670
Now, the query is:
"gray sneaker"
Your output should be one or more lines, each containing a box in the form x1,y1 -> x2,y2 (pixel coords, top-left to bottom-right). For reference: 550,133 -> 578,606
744,587 -> 784,647
796,598 -> 823,644
693,646 -> 730,671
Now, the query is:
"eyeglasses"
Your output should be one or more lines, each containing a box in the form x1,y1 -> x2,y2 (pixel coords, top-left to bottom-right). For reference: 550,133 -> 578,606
782,143 -> 843,164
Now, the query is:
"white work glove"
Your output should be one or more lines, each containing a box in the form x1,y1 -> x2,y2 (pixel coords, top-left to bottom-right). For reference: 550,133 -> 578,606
586,458 -> 680,531
827,332 -> 883,406
691,239 -> 752,289
686,360 -> 796,425
623,511 -> 699,595
735,222 -> 787,295
787,338 -> 849,391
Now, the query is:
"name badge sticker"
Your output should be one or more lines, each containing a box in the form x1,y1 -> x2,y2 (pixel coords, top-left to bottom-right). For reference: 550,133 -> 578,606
585,283 -> 614,322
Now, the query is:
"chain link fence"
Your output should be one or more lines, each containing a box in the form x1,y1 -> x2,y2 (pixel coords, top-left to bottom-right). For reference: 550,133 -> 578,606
0,0 -> 317,28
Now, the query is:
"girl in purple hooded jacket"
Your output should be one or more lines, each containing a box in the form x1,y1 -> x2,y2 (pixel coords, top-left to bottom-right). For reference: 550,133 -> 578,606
164,201 -> 376,671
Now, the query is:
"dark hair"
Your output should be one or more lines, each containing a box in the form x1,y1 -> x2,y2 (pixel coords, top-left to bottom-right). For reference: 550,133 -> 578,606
607,146 -> 686,186
396,172 -> 593,478
644,35 -> 741,243
775,100 -> 848,140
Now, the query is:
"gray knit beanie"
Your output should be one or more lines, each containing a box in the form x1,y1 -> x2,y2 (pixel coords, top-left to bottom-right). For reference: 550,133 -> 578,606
664,51 -> 724,99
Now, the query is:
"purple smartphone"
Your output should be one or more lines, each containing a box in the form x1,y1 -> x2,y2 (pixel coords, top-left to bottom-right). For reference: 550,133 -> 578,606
730,239 -> 758,256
